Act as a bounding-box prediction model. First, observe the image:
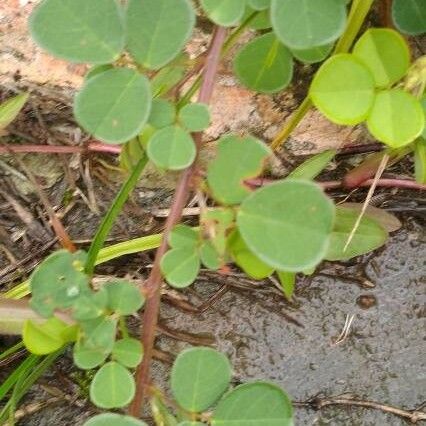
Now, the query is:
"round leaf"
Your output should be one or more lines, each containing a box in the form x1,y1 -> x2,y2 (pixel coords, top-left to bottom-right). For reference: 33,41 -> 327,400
392,0 -> 426,36
366,89 -> 425,148
147,125 -> 196,170
73,287 -> 108,321
353,29 -> 410,88
171,347 -> 232,412
237,180 -> 335,271
148,99 -> 176,129
160,248 -> 200,288
234,33 -> 293,93
271,0 -> 346,50
23,318 -> 74,355
310,54 -> 375,125
212,382 -> 293,425
207,135 -> 271,205
200,240 -> 221,270
80,316 -> 117,354
90,362 -> 135,409
73,340 -> 108,370
179,103 -> 211,131
29,0 -> 124,64
74,68 -> 151,144
325,206 -> 388,261
126,0 -> 195,69
291,43 -> 333,64
169,224 -> 199,249
228,231 -> 274,280
84,413 -> 147,426
200,0 -> 246,27
112,338 -> 143,368
30,250 -> 89,317
106,280 -> 144,315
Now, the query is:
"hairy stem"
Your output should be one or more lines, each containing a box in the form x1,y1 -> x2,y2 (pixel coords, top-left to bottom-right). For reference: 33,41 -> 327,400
129,26 -> 227,417
0,141 -> 121,155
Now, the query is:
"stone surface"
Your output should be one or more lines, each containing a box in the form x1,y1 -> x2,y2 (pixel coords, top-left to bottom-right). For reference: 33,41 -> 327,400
0,0 -> 370,156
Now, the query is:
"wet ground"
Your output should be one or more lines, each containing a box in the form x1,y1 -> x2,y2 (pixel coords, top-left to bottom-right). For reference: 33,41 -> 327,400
7,214 -> 424,426
156,219 -> 426,425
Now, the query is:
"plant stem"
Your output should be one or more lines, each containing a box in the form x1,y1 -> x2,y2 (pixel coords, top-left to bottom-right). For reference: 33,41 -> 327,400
270,0 -> 375,151
129,26 -> 227,417
0,142 -> 121,155
270,97 -> 312,151
85,155 -> 148,275
177,12 -> 258,108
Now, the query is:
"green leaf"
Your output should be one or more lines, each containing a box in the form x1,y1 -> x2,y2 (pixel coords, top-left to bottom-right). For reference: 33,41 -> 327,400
243,8 -> 271,30
414,138 -> 426,184
151,394 -> 179,426
126,0 -> 195,69
30,250 -> 89,317
86,64 -> 114,80
366,89 -> 424,148
248,0 -> 271,10
73,340 -> 108,370
325,206 -> 388,261
74,68 -> 151,144
271,0 -> 346,50
200,0 -> 246,27
171,347 -> 232,412
151,64 -> 186,98
212,382 -> 293,425
200,240 -> 221,270
392,0 -> 426,36
160,248 -> 200,288
84,413 -> 147,426
106,280 -> 144,315
0,93 -> 29,131
119,136 -> 147,172
169,225 -> 199,249
112,338 -> 143,368
277,271 -> 295,300
80,316 -> 117,354
90,362 -> 135,409
72,287 -> 108,321
290,43 -> 333,64
228,231 -> 274,279
178,423 -> 204,426
353,28 -> 410,88
147,125 -> 196,170
23,318 -> 76,355
310,54 -> 375,125
179,103 -> 211,131
29,0 -> 124,64
149,99 -> 176,129
340,202 -> 401,233
288,149 -> 336,180
422,96 -> 426,139
201,209 -> 235,256
207,135 -> 271,205
234,33 -> 293,93
237,180 -> 335,271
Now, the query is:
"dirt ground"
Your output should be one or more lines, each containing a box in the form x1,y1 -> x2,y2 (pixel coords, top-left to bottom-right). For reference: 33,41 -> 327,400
0,1 -> 425,425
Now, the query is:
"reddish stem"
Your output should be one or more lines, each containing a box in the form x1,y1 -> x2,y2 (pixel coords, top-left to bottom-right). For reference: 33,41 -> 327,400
321,178 -> 426,191
128,26 -> 227,417
246,177 -> 426,191
0,141 -> 121,155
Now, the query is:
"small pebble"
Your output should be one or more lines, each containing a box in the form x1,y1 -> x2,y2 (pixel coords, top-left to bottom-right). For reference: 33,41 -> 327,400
356,294 -> 377,309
